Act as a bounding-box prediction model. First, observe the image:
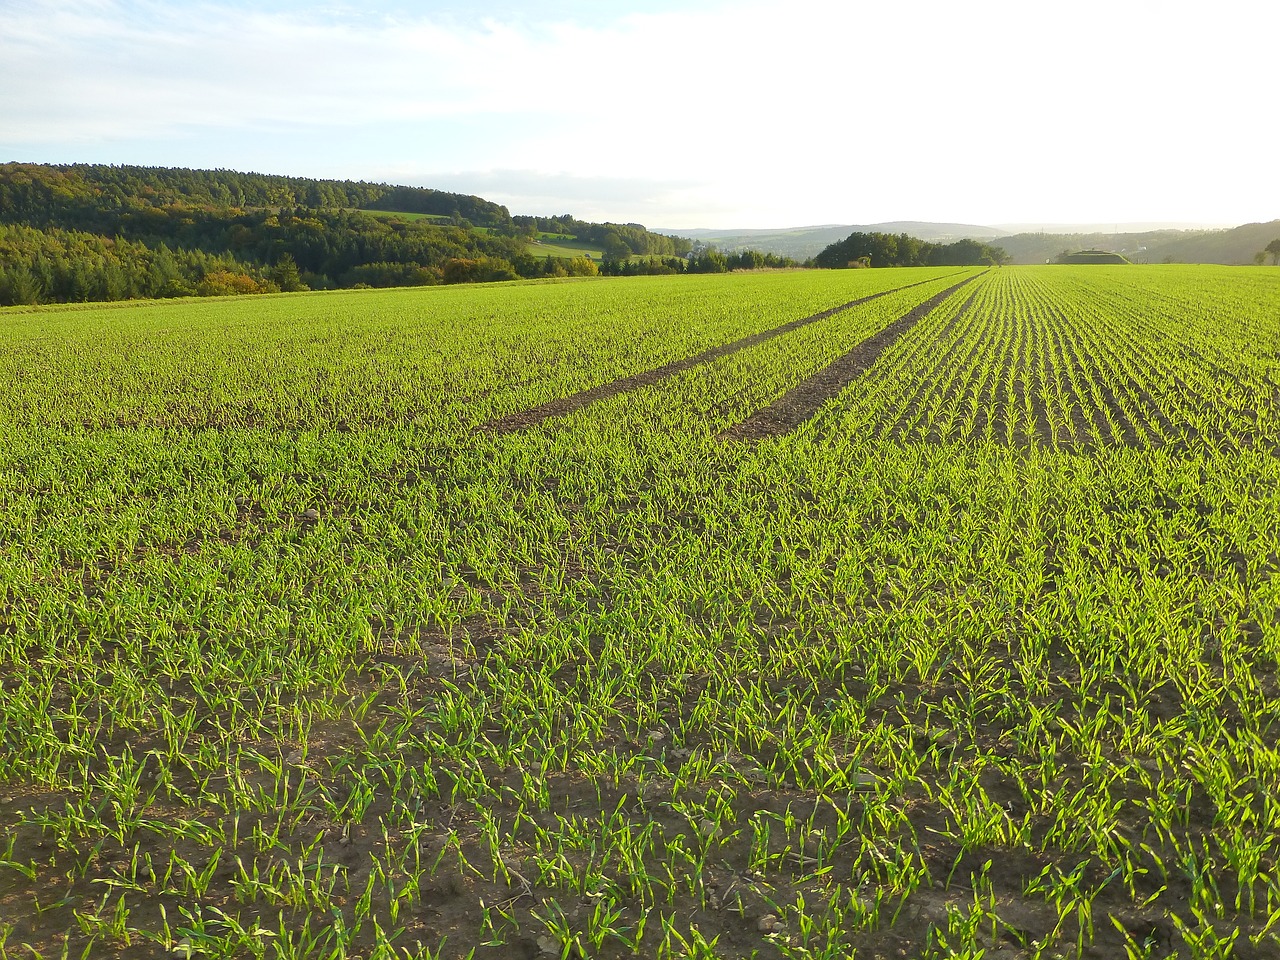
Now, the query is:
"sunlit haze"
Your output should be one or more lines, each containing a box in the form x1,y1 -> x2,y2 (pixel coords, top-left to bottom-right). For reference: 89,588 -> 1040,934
2,0 -> 1274,229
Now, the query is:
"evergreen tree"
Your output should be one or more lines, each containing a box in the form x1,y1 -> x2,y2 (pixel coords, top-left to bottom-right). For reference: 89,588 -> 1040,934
269,253 -> 308,292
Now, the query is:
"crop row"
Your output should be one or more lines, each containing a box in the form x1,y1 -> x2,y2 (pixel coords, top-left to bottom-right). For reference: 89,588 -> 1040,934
816,267 -> 1280,452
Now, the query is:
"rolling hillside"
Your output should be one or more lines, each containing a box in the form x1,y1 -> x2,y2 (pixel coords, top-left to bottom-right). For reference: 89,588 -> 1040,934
665,219 -> 1280,266
662,222 -> 1005,261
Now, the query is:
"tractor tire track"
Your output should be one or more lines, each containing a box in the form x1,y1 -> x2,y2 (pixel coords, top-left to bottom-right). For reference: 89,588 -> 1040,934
724,273 -> 984,441
481,272 -> 968,434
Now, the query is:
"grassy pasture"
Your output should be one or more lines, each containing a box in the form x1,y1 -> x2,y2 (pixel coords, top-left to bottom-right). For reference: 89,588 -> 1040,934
1,266 -> 1279,959
357,210 -> 452,223
527,235 -> 605,260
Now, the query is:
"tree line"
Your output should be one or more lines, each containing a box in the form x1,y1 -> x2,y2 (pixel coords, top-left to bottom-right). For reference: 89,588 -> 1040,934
599,247 -> 800,277
0,222 -> 305,303
812,231 -> 1009,268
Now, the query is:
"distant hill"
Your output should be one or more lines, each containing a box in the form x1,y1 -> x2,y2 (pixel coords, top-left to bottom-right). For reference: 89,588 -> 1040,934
665,218 -> 1280,266
0,163 -> 692,305
1143,220 -> 1280,265
812,231 -> 1009,269
993,221 -> 1280,265
993,221 -> 1232,234
658,222 -> 1003,261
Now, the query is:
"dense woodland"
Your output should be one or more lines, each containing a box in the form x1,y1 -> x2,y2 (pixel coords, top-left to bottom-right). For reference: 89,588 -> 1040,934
0,164 -> 698,305
812,231 -> 1010,269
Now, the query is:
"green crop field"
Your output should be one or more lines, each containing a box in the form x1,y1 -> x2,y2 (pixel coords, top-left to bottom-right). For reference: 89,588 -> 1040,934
2,265 -> 1279,959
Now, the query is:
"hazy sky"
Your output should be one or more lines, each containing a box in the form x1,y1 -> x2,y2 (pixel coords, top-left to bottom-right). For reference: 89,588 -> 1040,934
2,0 -> 1275,228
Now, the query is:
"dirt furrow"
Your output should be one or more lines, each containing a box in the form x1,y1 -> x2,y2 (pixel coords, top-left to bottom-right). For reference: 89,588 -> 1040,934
481,272 -> 966,434
725,273 -> 984,441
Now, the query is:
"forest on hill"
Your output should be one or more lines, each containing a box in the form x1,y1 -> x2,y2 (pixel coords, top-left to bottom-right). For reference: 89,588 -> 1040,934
812,231 -> 1010,268
0,164 -> 700,305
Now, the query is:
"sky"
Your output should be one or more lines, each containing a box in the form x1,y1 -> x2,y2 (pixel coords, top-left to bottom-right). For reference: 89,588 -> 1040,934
1,0 -> 1276,229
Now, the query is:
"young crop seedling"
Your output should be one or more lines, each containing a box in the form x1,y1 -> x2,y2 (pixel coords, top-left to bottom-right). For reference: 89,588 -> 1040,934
1,265 -> 1278,957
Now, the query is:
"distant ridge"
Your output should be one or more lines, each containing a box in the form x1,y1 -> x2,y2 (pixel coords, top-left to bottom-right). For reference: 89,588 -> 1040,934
0,162 -> 694,304
993,221 -> 1235,234
993,220 -> 1280,265
656,222 -> 1003,261
657,219 -> 1280,266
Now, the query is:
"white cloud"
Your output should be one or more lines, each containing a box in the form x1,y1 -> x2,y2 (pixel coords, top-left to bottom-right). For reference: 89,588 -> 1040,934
1,0 -> 1276,225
